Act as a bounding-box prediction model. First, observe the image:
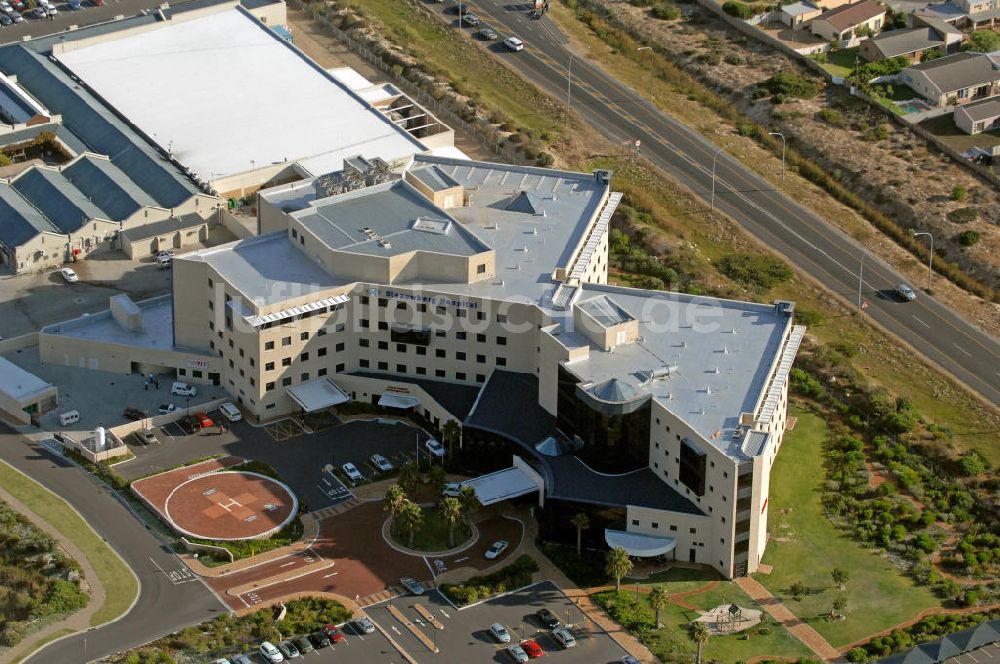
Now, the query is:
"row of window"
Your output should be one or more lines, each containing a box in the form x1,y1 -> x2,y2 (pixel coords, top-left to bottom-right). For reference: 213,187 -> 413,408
356,359 -> 486,383
360,296 -> 508,323
263,363 -> 346,391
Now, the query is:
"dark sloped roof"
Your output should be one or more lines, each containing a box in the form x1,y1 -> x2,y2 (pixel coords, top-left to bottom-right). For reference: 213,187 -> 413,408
878,619 -> 1000,664
815,0 -> 885,31
956,95 -> 1000,122
501,190 -> 544,215
0,182 -> 59,248
11,168 -> 107,233
906,52 -> 1000,93
349,371 -> 482,420
63,155 -> 157,221
868,27 -> 943,58
119,212 -> 207,242
465,370 -> 557,446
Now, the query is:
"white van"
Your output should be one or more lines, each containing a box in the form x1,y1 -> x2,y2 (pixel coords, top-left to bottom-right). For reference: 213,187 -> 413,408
58,410 -> 80,426
219,402 -> 241,422
171,382 -> 197,397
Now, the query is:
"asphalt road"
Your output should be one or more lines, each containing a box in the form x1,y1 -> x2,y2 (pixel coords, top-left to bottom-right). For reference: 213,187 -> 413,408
435,0 -> 1000,410
0,425 -> 225,664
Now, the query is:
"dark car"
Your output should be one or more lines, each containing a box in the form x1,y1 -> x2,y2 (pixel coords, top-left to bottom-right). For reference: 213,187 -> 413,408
477,26 -> 498,40
460,12 -> 480,26
293,635 -> 314,653
0,14 -> 12,25
536,608 -> 560,629
309,630 -> 331,648
122,407 -> 145,421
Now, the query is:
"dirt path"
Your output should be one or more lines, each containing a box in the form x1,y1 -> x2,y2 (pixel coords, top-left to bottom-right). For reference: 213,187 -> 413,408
0,486 -> 104,664
734,576 -> 842,662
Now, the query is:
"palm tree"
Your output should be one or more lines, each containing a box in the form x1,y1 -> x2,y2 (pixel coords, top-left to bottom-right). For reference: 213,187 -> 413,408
398,461 -> 420,495
441,497 -> 463,548
442,419 -> 461,456
398,500 -> 424,548
570,512 -> 590,557
383,484 -> 407,536
648,584 -> 669,629
688,620 -> 710,664
605,546 -> 633,593
458,484 -> 478,526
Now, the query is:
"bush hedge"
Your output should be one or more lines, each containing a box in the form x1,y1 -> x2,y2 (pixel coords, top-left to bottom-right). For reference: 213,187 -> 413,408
440,555 -> 538,605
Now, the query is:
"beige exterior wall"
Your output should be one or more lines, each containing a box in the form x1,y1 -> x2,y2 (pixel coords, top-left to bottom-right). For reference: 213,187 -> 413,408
811,12 -> 885,41
122,221 -> 209,259
38,331 -> 220,379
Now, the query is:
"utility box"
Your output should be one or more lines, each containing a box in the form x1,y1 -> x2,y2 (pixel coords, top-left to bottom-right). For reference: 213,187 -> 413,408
110,294 -> 142,332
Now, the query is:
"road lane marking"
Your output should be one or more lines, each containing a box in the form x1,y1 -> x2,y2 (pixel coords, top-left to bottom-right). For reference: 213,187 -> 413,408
391,625 -> 401,635
323,571 -> 339,578
912,315 -> 930,329
440,609 -> 450,619
953,343 -> 972,357
280,561 -> 295,568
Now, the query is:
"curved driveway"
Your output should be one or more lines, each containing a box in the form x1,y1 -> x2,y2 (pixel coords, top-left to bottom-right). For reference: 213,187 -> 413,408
0,425 -> 225,664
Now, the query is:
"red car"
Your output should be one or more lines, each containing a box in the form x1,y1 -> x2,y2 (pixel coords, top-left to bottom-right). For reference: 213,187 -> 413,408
194,412 -> 214,428
323,624 -> 345,643
521,639 -> 544,658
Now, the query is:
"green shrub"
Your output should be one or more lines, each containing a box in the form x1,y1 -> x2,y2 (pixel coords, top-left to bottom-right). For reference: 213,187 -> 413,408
795,309 -> 824,326
440,555 -> 539,605
650,3 -> 680,19
956,230 -> 980,247
959,453 -> 986,476
947,207 -> 979,224
818,108 -> 848,127
760,71 -> 820,99
952,185 -> 967,201
966,30 -> 1000,52
717,253 -> 793,290
722,0 -> 765,18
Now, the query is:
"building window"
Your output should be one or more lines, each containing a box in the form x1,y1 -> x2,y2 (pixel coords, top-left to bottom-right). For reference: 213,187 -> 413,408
282,336 -> 291,346
436,349 -> 446,358
477,263 -> 486,274
417,303 -> 427,313
360,359 -> 370,368
318,347 -> 327,357
265,362 -> 275,371
456,332 -> 467,340
317,328 -> 327,336
497,336 -> 507,345
456,351 -> 466,361
336,363 -> 345,372
416,367 -> 426,375
496,357 -> 506,366
300,332 -> 308,341
208,300 -> 214,310
476,334 -> 486,343
690,528 -> 697,534
669,525 -> 677,531
378,341 -> 388,350
282,377 -> 292,387
396,301 -> 406,310
282,357 -> 291,367
301,352 -> 309,362
652,522 -> 659,529
266,381 -> 275,391
456,310 -> 466,318
476,354 -> 486,363
318,367 -> 327,377
416,346 -> 426,356
336,342 -> 345,352
301,372 -> 309,382
378,298 -> 388,307
476,374 -> 485,383
631,519 -> 639,526
378,321 -> 388,331
396,344 -> 407,353
361,296 -> 369,305
456,372 -> 466,380
265,341 -> 274,351
208,278 -> 214,288
360,319 -> 369,328
397,364 -> 406,373
378,361 -> 388,370
359,339 -> 370,348
497,314 -> 507,323
435,369 -> 446,378
209,320 -> 215,331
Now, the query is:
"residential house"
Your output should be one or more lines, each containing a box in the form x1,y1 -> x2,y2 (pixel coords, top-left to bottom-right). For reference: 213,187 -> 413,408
859,17 -> 964,61
779,1 -> 823,27
955,0 -> 1000,28
954,95 -> 1000,132
900,51 -> 1000,105
810,0 -> 886,42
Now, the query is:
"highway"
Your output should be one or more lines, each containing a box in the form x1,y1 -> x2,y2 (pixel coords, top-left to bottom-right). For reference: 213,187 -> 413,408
433,0 -> 1000,410
0,426 -> 226,664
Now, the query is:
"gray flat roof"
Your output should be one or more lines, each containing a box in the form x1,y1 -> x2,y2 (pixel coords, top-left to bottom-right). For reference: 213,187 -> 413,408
293,179 -> 490,258
559,285 -> 791,451
42,295 -> 177,351
0,356 -> 53,402
181,232 -> 350,307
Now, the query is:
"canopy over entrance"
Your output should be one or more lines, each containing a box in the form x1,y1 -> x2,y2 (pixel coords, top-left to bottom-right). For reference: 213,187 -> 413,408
464,463 -> 543,506
378,393 -> 420,410
288,379 -> 349,412
604,529 -> 677,557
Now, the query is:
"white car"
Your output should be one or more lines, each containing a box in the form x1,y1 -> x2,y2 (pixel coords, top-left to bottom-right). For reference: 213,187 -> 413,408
506,644 -> 529,663
219,402 -> 242,422
425,438 -> 446,458
485,539 -> 509,560
370,453 -> 393,472
490,622 -> 511,643
896,283 -> 917,302
157,403 -> 177,415
258,641 -> 284,663
552,627 -> 576,648
59,267 -> 79,283
0,2 -> 12,12
9,10 -> 22,22
442,482 -> 463,497
342,462 -> 363,482
170,382 -> 197,397
503,36 -> 524,51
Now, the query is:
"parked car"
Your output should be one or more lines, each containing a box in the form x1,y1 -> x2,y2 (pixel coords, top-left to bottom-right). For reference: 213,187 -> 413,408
67,0 -> 81,9
400,576 -> 424,595
157,403 -> 177,415
11,0 -> 24,10
229,656 -> 252,664
157,249 -> 174,259
122,407 -> 145,421
30,6 -> 44,17
477,26 -> 498,40
171,381 -> 197,397
503,36 -> 524,51
552,627 -> 576,648
45,5 -> 57,15
622,656 -> 640,664
194,412 -> 214,428
293,635 -> 313,653
506,644 -> 529,663
8,10 -> 21,21
460,12 -> 480,25
485,539 -> 509,560
0,13 -> 11,25
308,631 -> 331,648
342,462 -> 363,482
353,616 -> 376,634
219,402 -> 241,422
370,453 -> 393,472
133,428 -> 157,445
535,608 -> 560,629
425,438 -> 446,457
277,640 -> 300,659
59,267 -> 79,283
323,624 -> 346,643
896,283 -> 917,301
521,638 -> 545,658
258,641 -> 284,663
90,0 -> 104,6
490,623 -> 512,643
0,2 -> 13,13
442,482 -> 463,497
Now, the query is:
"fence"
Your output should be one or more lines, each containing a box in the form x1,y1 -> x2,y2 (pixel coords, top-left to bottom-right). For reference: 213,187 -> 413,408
291,0 -> 531,165
181,536 -> 235,563
58,431 -> 131,463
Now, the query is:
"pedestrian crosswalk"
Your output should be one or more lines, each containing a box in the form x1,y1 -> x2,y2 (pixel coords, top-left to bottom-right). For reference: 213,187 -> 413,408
311,497 -> 361,520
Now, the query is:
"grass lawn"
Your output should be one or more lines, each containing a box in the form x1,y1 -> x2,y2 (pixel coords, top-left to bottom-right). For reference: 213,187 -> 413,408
0,461 -> 137,626
392,508 -> 471,552
817,47 -> 858,77
625,566 -> 718,595
757,409 -> 941,647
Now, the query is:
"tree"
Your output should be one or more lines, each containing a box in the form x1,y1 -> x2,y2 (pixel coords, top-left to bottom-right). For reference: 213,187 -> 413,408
831,568 -> 848,590
441,497 -> 463,548
458,484 -> 479,526
383,484 -> 407,536
442,419 -> 461,456
428,463 -> 446,490
966,29 -> 1000,52
398,462 -> 420,494
688,620 -> 711,664
648,584 -> 669,628
570,512 -> 591,557
398,500 -> 424,548
831,595 -> 848,619
605,546 -> 633,592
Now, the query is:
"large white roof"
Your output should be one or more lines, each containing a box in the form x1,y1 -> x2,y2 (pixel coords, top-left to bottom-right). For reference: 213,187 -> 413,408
57,7 -> 423,181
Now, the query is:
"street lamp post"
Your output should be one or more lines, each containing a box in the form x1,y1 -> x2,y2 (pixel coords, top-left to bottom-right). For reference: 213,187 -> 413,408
711,144 -> 732,212
768,131 -> 785,186
637,46 -> 654,98
914,231 -> 934,292
858,248 -> 868,310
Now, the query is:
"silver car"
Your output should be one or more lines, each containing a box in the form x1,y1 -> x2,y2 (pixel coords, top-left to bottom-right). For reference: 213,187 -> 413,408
506,644 -> 529,663
896,283 -> 917,301
490,622 -> 511,643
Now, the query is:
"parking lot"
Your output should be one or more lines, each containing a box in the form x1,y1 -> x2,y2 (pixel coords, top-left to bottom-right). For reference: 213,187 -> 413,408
218,624 -> 414,664
0,0 -> 182,44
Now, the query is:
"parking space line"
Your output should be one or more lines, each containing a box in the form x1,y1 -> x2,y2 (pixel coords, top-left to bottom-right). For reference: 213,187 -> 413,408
422,556 -> 436,579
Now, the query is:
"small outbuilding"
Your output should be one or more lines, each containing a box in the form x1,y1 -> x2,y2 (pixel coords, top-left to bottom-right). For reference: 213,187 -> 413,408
119,213 -> 209,259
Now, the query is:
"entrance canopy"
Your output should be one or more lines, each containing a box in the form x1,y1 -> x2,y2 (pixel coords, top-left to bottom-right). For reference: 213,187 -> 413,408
378,393 -> 420,410
288,378 -> 349,412
605,529 -> 677,557
464,466 -> 542,506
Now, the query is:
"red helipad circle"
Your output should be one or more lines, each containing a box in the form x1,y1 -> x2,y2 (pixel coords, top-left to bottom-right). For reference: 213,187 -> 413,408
163,471 -> 297,541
